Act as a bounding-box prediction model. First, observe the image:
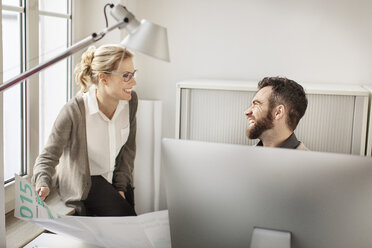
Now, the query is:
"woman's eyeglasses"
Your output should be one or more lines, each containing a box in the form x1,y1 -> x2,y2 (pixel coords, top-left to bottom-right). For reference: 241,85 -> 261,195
103,70 -> 137,82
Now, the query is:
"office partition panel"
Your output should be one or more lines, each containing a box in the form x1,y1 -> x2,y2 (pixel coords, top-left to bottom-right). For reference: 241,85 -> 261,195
176,80 -> 369,155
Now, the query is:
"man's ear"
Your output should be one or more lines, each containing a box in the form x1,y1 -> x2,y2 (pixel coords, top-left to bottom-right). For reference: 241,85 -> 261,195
274,105 -> 285,120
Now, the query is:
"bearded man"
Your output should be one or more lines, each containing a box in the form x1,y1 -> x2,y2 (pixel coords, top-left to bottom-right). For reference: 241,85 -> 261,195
244,77 -> 308,150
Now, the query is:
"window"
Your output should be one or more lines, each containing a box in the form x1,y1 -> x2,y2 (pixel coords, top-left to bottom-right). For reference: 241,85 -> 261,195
39,0 -> 72,149
2,0 -> 72,212
2,2 -> 25,184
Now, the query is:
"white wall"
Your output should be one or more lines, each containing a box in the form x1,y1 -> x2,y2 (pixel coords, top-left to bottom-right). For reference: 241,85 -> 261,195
78,0 -> 372,210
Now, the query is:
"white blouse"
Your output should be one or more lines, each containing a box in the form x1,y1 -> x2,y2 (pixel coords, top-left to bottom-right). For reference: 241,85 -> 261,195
82,85 -> 130,184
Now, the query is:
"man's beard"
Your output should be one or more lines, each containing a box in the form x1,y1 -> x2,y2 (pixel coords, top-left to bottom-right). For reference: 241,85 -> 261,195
247,110 -> 274,140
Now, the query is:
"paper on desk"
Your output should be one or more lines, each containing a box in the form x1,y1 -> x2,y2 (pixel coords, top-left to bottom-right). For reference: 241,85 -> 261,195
14,175 -> 171,248
24,233 -> 101,248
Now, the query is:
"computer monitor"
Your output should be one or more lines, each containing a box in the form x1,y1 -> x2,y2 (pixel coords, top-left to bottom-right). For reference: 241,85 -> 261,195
162,138 -> 372,248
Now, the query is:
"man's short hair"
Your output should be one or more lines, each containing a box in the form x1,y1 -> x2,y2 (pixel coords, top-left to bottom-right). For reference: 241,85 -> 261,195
258,77 -> 308,131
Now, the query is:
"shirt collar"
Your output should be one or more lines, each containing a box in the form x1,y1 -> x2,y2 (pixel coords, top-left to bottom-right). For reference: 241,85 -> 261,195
256,133 -> 301,149
86,85 -> 100,115
85,85 -> 128,118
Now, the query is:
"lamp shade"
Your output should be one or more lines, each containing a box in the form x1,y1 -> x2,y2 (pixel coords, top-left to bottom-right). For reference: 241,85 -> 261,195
121,19 -> 170,62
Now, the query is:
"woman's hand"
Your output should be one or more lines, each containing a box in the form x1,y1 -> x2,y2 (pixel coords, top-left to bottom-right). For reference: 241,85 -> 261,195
118,191 -> 126,199
36,186 -> 50,201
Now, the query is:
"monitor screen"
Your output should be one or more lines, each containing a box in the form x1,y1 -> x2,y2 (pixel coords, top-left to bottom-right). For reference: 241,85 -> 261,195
162,138 -> 372,248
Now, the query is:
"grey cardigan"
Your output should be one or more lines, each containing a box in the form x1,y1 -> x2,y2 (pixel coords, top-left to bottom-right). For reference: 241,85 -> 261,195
32,92 -> 138,213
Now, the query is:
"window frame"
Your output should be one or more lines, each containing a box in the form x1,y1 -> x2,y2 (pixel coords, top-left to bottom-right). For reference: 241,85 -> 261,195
2,4 -> 27,186
2,0 -> 72,214
2,1 -> 27,214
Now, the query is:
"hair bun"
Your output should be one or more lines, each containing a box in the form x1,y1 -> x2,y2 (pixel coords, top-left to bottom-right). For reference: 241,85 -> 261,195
81,46 -> 96,74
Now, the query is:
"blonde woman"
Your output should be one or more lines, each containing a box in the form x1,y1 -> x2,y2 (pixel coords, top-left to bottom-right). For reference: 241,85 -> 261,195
32,44 -> 138,216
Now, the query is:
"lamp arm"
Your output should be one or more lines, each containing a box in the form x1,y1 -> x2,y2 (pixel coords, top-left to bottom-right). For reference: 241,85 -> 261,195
0,20 -> 125,93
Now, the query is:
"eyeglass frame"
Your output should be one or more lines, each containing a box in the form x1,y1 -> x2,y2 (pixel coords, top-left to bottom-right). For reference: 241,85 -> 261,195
102,69 -> 137,82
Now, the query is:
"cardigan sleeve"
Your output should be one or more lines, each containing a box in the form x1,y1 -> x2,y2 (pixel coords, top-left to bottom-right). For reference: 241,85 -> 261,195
32,101 -> 74,190
113,91 -> 138,192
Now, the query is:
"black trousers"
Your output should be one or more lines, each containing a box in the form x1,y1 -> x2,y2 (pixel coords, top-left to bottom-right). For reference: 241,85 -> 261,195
81,176 -> 137,216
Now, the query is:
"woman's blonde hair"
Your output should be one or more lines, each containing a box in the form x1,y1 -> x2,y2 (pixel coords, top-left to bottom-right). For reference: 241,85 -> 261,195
74,44 -> 133,93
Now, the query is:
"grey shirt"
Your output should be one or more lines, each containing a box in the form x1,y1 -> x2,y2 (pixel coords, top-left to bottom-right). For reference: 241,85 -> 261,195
256,133 -> 308,150
32,92 -> 138,214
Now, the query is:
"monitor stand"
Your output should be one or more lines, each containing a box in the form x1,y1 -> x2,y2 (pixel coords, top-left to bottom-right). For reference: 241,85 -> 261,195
250,227 -> 291,248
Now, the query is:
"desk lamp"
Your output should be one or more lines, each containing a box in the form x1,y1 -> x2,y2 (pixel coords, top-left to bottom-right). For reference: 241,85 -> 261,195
0,3 -> 170,93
